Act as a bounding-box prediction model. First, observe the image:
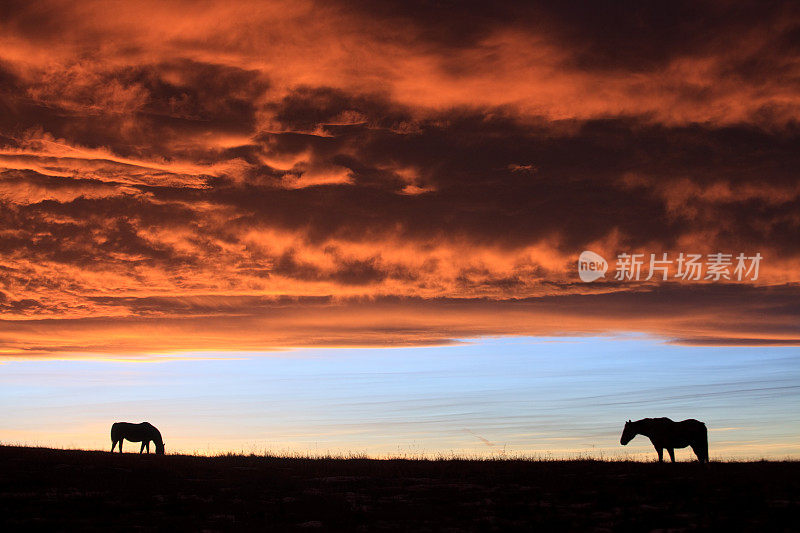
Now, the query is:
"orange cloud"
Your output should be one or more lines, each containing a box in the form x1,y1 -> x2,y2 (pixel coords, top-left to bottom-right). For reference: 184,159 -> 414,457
0,0 -> 798,356
1,285 -> 799,358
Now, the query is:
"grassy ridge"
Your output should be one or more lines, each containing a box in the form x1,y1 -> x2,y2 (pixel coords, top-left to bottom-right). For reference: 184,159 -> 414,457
1,445 -> 798,531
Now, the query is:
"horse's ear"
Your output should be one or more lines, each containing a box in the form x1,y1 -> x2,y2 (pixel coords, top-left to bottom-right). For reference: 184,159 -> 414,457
627,419 -> 631,423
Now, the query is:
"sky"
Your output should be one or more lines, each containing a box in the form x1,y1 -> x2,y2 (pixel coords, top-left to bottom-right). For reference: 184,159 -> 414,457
3,336 -> 799,459
0,1 -> 799,458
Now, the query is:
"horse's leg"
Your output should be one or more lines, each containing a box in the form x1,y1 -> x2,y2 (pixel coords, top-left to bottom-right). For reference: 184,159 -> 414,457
690,444 -> 702,462
695,441 -> 709,463
119,440 -> 123,453
111,439 -> 116,452
140,441 -> 146,453
655,446 -> 663,462
667,448 -> 675,463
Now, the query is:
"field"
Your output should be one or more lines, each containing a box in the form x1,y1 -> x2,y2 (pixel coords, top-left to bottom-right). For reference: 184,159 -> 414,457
1,446 -> 798,531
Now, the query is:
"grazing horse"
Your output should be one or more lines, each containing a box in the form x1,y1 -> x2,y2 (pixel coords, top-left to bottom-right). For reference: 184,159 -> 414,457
110,422 -> 165,454
620,418 -> 708,463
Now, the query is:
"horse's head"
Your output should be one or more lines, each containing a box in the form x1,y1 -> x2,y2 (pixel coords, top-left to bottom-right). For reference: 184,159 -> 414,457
620,420 -> 636,445
155,441 -> 165,455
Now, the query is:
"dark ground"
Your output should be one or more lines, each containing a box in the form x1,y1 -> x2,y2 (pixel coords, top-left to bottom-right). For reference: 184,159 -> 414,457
1,446 -> 798,532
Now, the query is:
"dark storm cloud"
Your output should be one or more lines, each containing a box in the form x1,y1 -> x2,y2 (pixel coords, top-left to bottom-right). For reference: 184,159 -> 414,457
198,105 -> 800,254
0,0 -> 798,355
343,0 -> 799,75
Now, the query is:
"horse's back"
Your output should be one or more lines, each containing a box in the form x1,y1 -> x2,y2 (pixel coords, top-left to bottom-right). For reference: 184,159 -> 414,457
650,418 -> 705,432
679,418 -> 707,435
644,417 -> 707,445
682,418 -> 705,425
111,421 -> 131,439
111,421 -> 151,441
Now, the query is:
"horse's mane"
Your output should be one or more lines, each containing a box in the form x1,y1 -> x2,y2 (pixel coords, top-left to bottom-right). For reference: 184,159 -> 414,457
146,422 -> 163,440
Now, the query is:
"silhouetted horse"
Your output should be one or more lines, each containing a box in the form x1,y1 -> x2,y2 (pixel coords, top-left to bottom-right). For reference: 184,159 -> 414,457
110,422 -> 165,454
620,418 -> 708,463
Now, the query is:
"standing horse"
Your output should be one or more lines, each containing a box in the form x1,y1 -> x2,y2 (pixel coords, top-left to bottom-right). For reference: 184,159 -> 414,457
110,422 -> 165,454
620,418 -> 708,463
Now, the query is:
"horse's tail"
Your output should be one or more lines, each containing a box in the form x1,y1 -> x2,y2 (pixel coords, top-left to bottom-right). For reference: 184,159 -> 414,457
696,421 -> 709,463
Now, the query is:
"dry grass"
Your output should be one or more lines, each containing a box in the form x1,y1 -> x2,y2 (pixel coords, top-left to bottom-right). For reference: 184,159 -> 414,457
1,445 -> 798,531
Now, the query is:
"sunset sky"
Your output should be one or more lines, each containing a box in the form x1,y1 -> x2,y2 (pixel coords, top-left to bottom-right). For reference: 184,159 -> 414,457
1,1 -> 799,458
